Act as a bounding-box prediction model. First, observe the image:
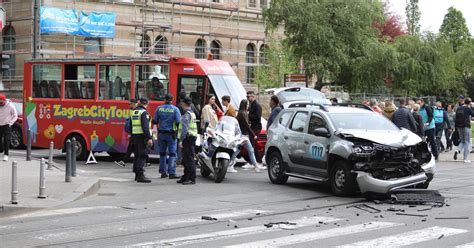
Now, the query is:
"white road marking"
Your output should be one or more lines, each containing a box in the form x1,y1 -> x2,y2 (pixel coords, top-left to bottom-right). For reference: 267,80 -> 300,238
338,226 -> 469,248
33,209 -> 269,242
129,216 -> 341,247
12,206 -> 118,219
224,222 -> 402,248
456,242 -> 474,248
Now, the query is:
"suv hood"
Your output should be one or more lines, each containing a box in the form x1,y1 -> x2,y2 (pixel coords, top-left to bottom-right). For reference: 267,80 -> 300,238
339,128 -> 422,147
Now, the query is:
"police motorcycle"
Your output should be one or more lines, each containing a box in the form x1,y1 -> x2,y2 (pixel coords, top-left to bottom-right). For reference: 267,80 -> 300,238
198,116 -> 248,183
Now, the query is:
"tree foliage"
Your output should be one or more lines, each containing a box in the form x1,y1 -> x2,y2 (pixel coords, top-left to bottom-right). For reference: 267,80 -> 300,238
405,0 -> 421,36
439,7 -> 471,52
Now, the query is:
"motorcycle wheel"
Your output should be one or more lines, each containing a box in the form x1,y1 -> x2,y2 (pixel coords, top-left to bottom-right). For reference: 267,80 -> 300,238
214,158 -> 229,183
199,161 -> 211,178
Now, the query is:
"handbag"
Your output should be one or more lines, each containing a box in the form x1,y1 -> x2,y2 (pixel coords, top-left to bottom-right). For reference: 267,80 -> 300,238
452,128 -> 460,146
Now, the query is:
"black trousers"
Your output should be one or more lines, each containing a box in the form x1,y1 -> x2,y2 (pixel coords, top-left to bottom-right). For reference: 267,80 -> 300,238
0,125 -> 11,155
424,128 -> 438,158
435,123 -> 445,151
132,135 -> 148,175
181,136 -> 196,182
123,137 -> 135,163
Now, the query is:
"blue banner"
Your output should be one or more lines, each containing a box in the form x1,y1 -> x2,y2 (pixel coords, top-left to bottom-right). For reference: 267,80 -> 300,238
77,11 -> 116,38
40,7 -> 79,35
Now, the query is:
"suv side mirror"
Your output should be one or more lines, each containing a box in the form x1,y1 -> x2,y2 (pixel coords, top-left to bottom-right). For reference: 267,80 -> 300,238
313,127 -> 331,138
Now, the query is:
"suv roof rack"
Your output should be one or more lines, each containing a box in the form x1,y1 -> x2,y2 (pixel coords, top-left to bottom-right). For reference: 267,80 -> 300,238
332,103 -> 373,111
288,102 -> 329,112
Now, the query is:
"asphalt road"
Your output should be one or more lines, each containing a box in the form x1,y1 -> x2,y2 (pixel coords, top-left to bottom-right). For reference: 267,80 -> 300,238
1,149 -> 473,247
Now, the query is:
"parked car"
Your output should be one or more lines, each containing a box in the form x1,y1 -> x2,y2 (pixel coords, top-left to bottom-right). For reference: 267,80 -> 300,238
10,100 -> 24,149
265,102 -> 435,197
266,86 -> 332,108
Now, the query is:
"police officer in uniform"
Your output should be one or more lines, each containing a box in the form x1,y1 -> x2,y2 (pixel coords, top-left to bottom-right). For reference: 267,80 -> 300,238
177,97 -> 198,185
154,94 -> 181,179
131,97 -> 152,183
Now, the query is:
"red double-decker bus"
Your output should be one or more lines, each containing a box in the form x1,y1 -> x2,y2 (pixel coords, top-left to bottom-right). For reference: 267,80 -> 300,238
23,57 -> 266,160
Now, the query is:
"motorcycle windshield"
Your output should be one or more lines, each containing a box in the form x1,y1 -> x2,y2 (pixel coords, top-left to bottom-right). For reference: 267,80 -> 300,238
215,116 -> 241,136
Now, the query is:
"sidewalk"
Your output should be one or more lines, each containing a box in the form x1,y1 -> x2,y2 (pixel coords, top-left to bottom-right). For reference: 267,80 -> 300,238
0,153 -> 99,217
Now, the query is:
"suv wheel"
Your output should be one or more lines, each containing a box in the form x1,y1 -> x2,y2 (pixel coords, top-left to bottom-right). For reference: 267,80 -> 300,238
267,151 -> 288,184
330,160 -> 357,196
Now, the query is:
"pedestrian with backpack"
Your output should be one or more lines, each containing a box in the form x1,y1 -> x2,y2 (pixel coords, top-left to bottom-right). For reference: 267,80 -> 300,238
433,101 -> 451,152
453,97 -> 473,163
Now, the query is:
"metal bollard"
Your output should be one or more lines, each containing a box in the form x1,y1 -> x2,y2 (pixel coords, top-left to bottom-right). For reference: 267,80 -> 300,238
71,138 -> 76,177
65,139 -> 72,182
47,141 -> 54,170
11,161 -> 18,204
38,158 -> 46,199
26,129 -> 32,161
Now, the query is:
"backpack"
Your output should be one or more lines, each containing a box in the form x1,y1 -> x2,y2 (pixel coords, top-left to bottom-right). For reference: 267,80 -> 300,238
454,106 -> 466,128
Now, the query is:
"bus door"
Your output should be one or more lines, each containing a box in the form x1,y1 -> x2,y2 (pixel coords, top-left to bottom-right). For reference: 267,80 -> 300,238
177,75 -> 206,111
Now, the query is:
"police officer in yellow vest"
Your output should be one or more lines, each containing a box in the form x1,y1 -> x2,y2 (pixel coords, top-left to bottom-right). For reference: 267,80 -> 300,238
131,97 -> 153,183
177,96 -> 198,185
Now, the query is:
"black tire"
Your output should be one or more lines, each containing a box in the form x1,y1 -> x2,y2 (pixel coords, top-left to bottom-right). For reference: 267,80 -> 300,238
200,162 -> 211,178
214,158 -> 228,183
67,134 -> 87,161
10,126 -> 24,149
267,151 -> 289,184
329,160 -> 357,196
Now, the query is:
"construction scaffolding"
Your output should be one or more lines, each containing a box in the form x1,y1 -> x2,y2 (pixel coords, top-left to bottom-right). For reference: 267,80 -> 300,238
0,0 -> 270,94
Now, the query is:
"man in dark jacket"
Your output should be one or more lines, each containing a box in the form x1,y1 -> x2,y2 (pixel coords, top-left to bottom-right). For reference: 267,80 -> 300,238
247,91 -> 262,163
392,99 -> 417,134
412,103 -> 425,138
267,95 -> 282,130
131,97 -> 153,183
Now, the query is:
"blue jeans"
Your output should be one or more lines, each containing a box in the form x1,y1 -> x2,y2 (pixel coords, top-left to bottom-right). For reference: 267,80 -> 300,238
158,133 -> 177,175
230,140 -> 257,165
457,127 -> 471,160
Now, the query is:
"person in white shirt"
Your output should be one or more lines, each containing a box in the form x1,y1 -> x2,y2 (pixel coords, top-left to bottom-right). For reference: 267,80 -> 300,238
0,94 -> 18,161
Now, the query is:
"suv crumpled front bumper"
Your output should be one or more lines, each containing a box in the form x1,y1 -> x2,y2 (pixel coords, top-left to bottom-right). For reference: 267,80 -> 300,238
356,155 -> 436,194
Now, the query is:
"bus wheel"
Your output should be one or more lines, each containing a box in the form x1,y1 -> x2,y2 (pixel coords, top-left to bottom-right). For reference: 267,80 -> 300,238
67,134 -> 87,161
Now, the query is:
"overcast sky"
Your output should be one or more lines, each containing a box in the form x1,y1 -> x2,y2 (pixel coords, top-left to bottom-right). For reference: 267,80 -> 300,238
385,0 -> 474,34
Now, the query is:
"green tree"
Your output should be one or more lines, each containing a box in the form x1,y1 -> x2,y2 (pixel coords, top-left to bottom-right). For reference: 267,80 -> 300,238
254,38 -> 299,89
405,0 -> 421,36
264,0 -> 385,91
439,7 -> 471,52
455,40 -> 474,97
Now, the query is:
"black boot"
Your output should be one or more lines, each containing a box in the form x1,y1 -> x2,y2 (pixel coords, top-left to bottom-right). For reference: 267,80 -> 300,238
137,173 -> 151,183
134,174 -> 138,181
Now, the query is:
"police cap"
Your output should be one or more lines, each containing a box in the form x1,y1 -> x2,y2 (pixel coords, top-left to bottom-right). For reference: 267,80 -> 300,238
165,94 -> 173,101
139,97 -> 149,105
182,96 -> 192,104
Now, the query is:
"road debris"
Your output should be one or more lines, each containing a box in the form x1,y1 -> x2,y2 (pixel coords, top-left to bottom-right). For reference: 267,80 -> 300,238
120,206 -> 138,210
386,207 -> 405,212
201,216 -> 217,221
395,213 -> 428,217
434,217 -> 469,220
348,203 -> 381,213
438,234 -> 444,239
264,222 -> 297,228
390,189 -> 445,205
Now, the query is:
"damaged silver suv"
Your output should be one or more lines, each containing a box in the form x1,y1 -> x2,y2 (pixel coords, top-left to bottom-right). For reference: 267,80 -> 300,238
265,103 -> 435,197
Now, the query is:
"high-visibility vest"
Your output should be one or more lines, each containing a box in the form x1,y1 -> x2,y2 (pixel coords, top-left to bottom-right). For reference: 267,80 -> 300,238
178,111 -> 198,138
131,109 -> 151,135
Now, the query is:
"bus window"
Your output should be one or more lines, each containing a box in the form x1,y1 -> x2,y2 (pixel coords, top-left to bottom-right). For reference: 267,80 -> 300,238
64,64 -> 96,99
178,76 -> 205,110
32,64 -> 61,98
135,64 -> 169,101
99,65 -> 131,100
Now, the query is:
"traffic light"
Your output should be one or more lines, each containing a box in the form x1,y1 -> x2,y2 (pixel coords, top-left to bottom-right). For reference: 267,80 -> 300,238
1,53 -> 9,72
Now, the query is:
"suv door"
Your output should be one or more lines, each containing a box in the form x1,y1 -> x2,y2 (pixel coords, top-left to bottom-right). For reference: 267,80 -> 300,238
286,111 -> 309,172
301,112 -> 330,177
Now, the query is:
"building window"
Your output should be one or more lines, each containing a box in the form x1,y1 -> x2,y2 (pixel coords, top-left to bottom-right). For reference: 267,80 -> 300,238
84,38 -> 102,55
248,0 -> 257,8
195,39 -> 207,59
246,43 -> 256,83
155,35 -> 168,55
259,44 -> 268,64
260,0 -> 268,8
210,40 -> 221,60
2,25 -> 15,77
140,34 -> 151,55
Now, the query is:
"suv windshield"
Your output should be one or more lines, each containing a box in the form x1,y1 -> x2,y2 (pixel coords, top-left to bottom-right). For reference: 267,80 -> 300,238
329,112 -> 399,131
